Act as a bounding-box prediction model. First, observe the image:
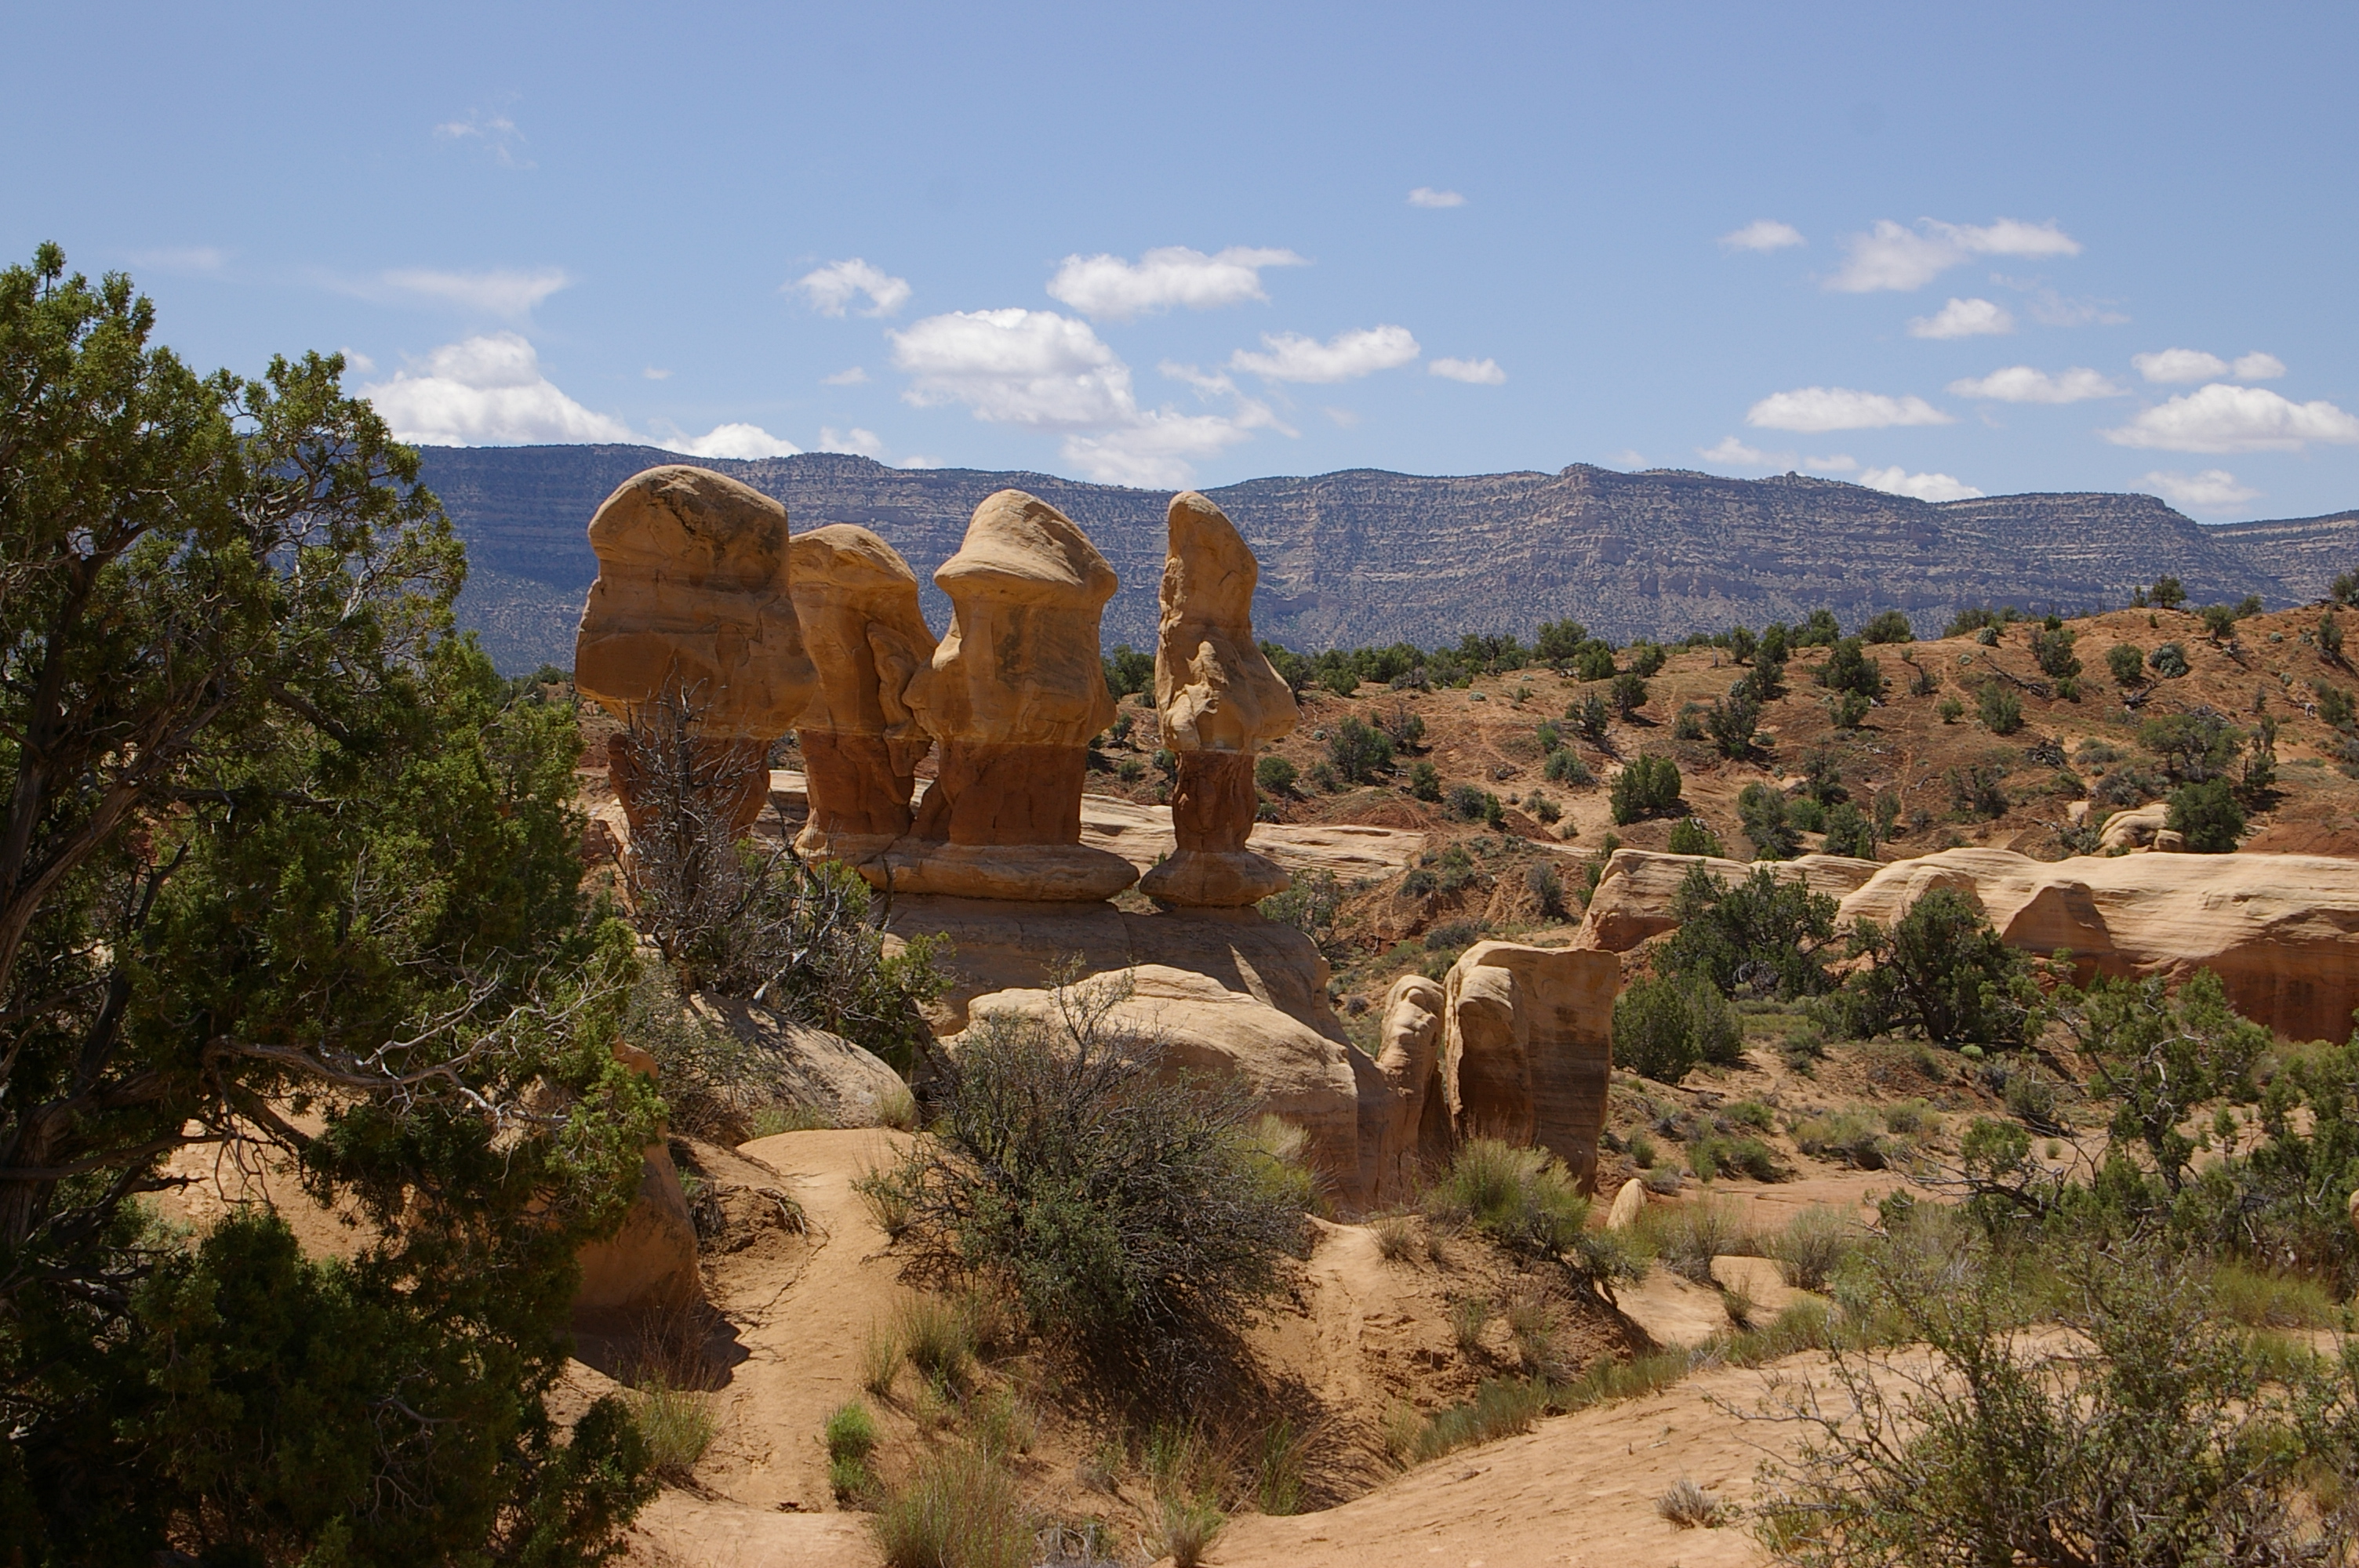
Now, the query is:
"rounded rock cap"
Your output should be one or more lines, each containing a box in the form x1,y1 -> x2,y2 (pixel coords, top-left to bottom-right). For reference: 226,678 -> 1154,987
935,490 -> 1118,608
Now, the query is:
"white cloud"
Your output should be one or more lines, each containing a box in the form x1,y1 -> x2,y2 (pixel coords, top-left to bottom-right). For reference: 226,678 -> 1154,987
2133,347 -> 2229,384
1158,361 -> 1241,397
1719,220 -> 1805,252
642,366 -> 671,380
816,426 -> 888,459
1325,407 -> 1362,428
663,423 -> 801,460
1430,356 -> 1506,385
2233,351 -> 2287,380
791,258 -> 911,318
1828,217 -> 2081,292
361,333 -> 634,446
2142,469 -> 2260,510
1946,365 -> 2124,404
340,348 -> 376,375
1745,387 -> 1954,433
434,111 -> 531,169
1408,187 -> 1466,209
823,365 -> 870,386
2104,383 -> 2359,452
1230,325 -> 1420,384
1060,408 -> 1276,487
378,267 -> 571,318
1699,435 -> 1792,469
1908,296 -> 2015,339
1045,245 -> 1307,321
126,245 -> 227,274
1805,454 -> 1859,472
1859,466 -> 1983,502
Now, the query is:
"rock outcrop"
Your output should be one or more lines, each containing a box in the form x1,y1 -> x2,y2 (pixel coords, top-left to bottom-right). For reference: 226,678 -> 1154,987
2097,800 -> 2182,853
689,993 -> 911,1127
1138,492 -> 1299,906
575,466 -> 816,833
574,1043 -> 702,1323
1439,942 -> 1623,1188
783,524 -> 937,867
1836,848 -> 2359,1041
1574,849 -> 1885,952
888,491 -> 1136,901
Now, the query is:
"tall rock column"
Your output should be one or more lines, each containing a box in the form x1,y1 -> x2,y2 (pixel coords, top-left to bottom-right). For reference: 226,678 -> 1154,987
889,490 -> 1138,902
574,466 -> 817,835
1441,942 -> 1623,1190
785,524 -> 937,869
1139,492 -> 1299,906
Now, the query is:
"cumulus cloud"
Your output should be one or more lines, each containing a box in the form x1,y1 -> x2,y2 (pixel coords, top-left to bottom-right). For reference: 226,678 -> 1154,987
642,366 -> 671,380
823,366 -> 870,386
2133,347 -> 2229,384
1408,187 -> 1465,208
1946,365 -> 2125,404
1430,356 -> 1506,385
889,307 -> 1281,485
2233,351 -> 2287,380
1720,220 -> 1805,252
1699,435 -> 1792,469
1230,325 -> 1420,384
2142,469 -> 2260,510
378,267 -> 571,318
663,423 -> 801,459
360,333 -> 634,446
1859,466 -> 1983,502
791,259 -> 911,318
1828,217 -> 2081,292
127,245 -> 227,274
1909,296 -> 2015,339
1045,245 -> 1307,321
815,426 -> 889,459
1746,387 -> 1954,433
2104,383 -> 2359,452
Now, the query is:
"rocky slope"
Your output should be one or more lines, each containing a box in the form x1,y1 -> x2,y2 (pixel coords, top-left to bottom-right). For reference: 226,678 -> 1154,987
416,443 -> 2359,674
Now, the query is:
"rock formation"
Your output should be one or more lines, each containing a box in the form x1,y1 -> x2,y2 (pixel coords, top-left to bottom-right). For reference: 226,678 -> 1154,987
1836,847 -> 2359,1041
1574,848 -> 1885,952
689,993 -> 912,1127
575,466 -> 816,833
887,490 -> 1137,901
783,524 -> 937,867
1138,492 -> 1299,906
574,1043 -> 702,1322
2097,800 -> 2181,853
1439,942 -> 1623,1189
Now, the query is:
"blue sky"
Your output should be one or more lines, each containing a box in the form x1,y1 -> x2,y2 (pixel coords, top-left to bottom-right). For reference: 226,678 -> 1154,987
7,2 -> 2357,519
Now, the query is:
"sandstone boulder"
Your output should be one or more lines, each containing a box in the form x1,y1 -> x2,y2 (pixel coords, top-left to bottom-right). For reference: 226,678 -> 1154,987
784,524 -> 937,868
889,492 -> 1136,901
1605,1176 -> 1648,1231
1574,849 -> 1884,952
689,993 -> 910,1127
1837,847 -> 2359,1041
1441,942 -> 1623,1188
1140,492 -> 1299,907
2098,800 -> 2175,853
574,1042 -> 702,1323
575,466 -> 816,834
1358,974 -> 1449,1206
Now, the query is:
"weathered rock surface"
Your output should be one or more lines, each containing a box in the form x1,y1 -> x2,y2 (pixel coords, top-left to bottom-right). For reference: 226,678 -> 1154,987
1360,975 -> 1450,1205
1574,849 -> 1885,952
889,491 -> 1135,901
783,524 -> 936,867
1140,492 -> 1299,907
2097,800 -> 2175,852
576,465 -> 816,833
574,1043 -> 702,1322
1837,847 -> 2359,1040
1605,1176 -> 1649,1230
1441,942 -> 1623,1187
689,993 -> 909,1127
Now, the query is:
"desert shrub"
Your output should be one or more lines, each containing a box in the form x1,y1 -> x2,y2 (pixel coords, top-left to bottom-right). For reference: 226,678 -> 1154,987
857,978 -> 1303,1362
1610,670 -> 1651,717
2139,710 -> 2244,784
1525,790 -> 1562,824
1525,859 -> 1566,916
1738,782 -> 1801,860
1409,759 -> 1443,800
1446,781 -> 1489,821
1571,691 -> 1612,742
1819,802 -> 1875,858
1379,705 -> 1427,751
1948,763 -> 2010,819
2091,763 -> 2165,808
1254,754 -> 1298,796
2318,684 -> 2357,730
1793,1110 -> 1892,1171
1768,1207 -> 1863,1291
1637,1198 -> 1757,1284
1405,1377 -> 1554,1464
1705,689 -> 1762,757
1906,656 -> 1942,697
2106,641 -> 2146,684
1976,681 -> 2023,735
1629,641 -> 1670,677
1667,816 -> 1725,857
1827,689 -> 1870,728
1658,1477 -> 1726,1529
1835,887 -> 2037,1047
1103,642 -> 1155,699
1816,637 -> 1886,701
1936,695 -> 1965,724
2149,641 -> 2190,677
872,1443 -> 1031,1568
2167,779 -> 2245,851
1259,869 -> 1345,952
1370,1214 -> 1421,1261
2063,969 -> 2270,1198
1691,1133 -> 1783,1182
1609,754 -> 1683,823
1572,640 -> 1619,681
1661,862 -> 1841,999
634,1378 -> 718,1482
2028,622 -> 2081,681
1614,971 -> 1745,1083
1423,1138 -> 1591,1257
1789,796 -> 1826,833
2321,610 -> 2346,662
1795,608 -> 1842,646
1327,717 -> 1395,783
1673,702 -> 1707,739
2150,574 -> 2188,608
1544,746 -> 1596,786
1946,605 -> 2022,637
1433,844 -> 1479,892
1859,610 -> 1914,644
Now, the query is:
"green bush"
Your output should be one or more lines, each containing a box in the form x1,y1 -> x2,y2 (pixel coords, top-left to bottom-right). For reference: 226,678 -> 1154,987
1705,689 -> 1762,757
1423,1138 -> 1591,1257
2149,641 -> 2190,677
1254,754 -> 1298,796
1614,971 -> 1746,1083
1836,887 -> 2037,1047
2166,779 -> 2245,851
1819,801 -> 1875,858
1609,754 -> 1683,824
2028,622 -> 2081,681
1690,1133 -> 1783,1182
1768,1207 -> 1863,1291
1610,670 -> 1651,717
1976,681 -> 2023,735
1859,610 -> 1914,644
872,1443 -> 1030,1568
1544,747 -> 1596,786
1667,816 -> 1725,857
1661,862 -> 1841,999
1816,637 -> 1886,700
2106,641 -> 2146,684
1328,717 -> 1396,783
1738,782 -> 1801,859
1409,759 -> 1443,800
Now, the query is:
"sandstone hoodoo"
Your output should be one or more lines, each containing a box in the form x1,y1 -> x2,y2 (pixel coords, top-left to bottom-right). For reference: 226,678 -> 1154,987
573,464 -> 816,833
1439,942 -> 1623,1189
888,488 -> 1139,901
783,523 -> 938,869
1140,490 -> 1301,906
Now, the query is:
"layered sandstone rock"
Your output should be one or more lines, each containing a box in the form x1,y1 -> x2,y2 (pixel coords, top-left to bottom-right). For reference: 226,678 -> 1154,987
783,524 -> 937,868
1440,942 -> 1623,1188
1837,847 -> 2359,1041
888,491 -> 1136,901
1359,975 -> 1450,1205
1574,849 -> 1885,952
2097,800 -> 2177,853
574,1042 -> 702,1322
575,466 -> 816,833
1138,492 -> 1299,906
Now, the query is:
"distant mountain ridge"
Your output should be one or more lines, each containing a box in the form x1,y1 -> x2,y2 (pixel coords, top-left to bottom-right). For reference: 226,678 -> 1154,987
416,444 -> 2359,675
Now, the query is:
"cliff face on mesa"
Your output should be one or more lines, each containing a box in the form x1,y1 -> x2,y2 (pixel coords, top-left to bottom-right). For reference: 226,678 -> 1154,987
418,444 -> 2340,674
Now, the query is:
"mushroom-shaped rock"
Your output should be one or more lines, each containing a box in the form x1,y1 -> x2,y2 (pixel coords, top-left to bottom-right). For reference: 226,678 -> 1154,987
575,466 -> 816,834
1140,492 -> 1299,906
1441,942 -> 1623,1189
889,491 -> 1136,901
785,524 -> 938,868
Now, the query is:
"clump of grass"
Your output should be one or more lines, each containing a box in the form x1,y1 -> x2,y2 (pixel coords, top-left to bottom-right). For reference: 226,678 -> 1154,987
871,1443 -> 1030,1568
856,1167 -> 916,1240
1254,1417 -> 1310,1515
749,1102 -> 833,1138
877,1082 -> 920,1131
1503,1288 -> 1573,1379
633,1377 -> 716,1481
1408,1377 -> 1553,1461
860,1321 -> 903,1396
896,1294 -> 976,1391
1141,1421 -> 1223,1505
1150,1494 -> 1226,1566
1370,1212 -> 1421,1261
1720,1275 -> 1758,1330
1423,1138 -> 1590,1255
1656,1476 -> 1725,1528
1688,1131 -> 1784,1183
970,1385 -> 1038,1457
2208,1260 -> 2345,1329
1882,1097 -> 1939,1137
1635,1198 -> 1759,1284
1768,1204 -> 1864,1292
1448,1295 -> 1491,1357
1791,1109 -> 1891,1170
824,1399 -> 878,1501
1380,1402 -> 1423,1468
